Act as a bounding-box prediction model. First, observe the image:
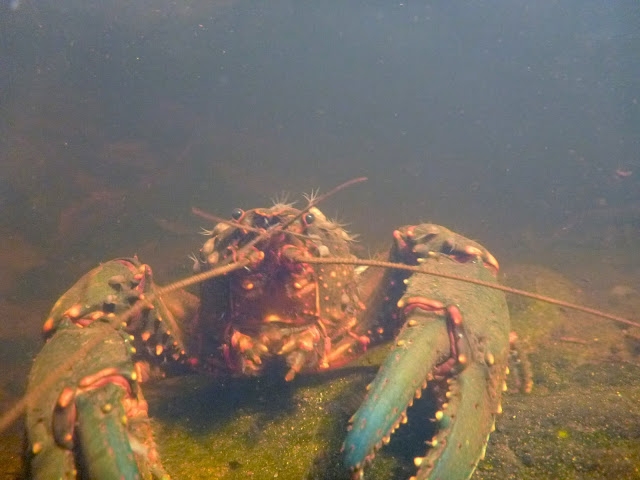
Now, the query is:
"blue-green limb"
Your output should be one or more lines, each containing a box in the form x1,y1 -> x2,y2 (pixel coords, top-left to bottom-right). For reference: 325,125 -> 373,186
26,320 -> 168,479
343,301 -> 506,480
342,304 -> 451,475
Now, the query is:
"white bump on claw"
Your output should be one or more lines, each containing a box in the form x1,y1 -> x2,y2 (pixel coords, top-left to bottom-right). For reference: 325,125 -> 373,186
485,352 -> 495,366
464,245 -> 483,257
486,252 -> 500,270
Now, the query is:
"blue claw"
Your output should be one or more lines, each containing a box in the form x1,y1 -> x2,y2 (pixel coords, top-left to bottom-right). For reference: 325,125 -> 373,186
344,224 -> 510,480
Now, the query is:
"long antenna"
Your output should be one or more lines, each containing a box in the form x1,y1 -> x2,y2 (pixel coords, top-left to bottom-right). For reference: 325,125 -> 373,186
0,177 -> 368,434
286,255 -> 640,329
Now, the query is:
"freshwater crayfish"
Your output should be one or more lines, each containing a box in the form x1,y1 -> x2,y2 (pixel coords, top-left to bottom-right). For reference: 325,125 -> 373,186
2,178 -> 639,479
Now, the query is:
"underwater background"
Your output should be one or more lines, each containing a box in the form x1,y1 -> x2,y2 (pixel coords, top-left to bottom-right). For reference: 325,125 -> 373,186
1,1 -> 639,478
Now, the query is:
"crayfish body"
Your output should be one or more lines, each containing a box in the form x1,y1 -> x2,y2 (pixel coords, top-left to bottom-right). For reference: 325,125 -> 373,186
25,202 -> 510,480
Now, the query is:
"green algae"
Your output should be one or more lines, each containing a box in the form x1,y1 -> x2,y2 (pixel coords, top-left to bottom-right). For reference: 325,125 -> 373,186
144,369 -> 381,479
141,260 -> 640,480
476,381 -> 640,480
4,256 -> 640,480
0,427 -> 23,479
473,264 -> 640,480
502,264 -> 580,345
139,337 -> 640,480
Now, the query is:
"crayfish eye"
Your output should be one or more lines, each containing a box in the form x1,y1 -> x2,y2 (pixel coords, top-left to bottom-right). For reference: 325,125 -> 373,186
303,212 -> 315,225
231,208 -> 244,221
254,215 -> 271,229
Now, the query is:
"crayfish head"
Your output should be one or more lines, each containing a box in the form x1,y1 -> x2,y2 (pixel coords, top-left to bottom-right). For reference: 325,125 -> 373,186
189,204 -> 363,378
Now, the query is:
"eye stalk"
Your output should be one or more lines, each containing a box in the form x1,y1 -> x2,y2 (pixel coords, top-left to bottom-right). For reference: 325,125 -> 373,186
303,212 -> 315,226
231,208 -> 244,221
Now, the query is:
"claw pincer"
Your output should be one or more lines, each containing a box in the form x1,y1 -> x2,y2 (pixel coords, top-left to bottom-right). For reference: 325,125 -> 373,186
343,225 -> 510,480
26,258 -> 174,479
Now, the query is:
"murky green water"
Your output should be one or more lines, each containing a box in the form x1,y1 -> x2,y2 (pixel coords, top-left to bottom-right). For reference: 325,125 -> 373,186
1,1 -> 639,479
